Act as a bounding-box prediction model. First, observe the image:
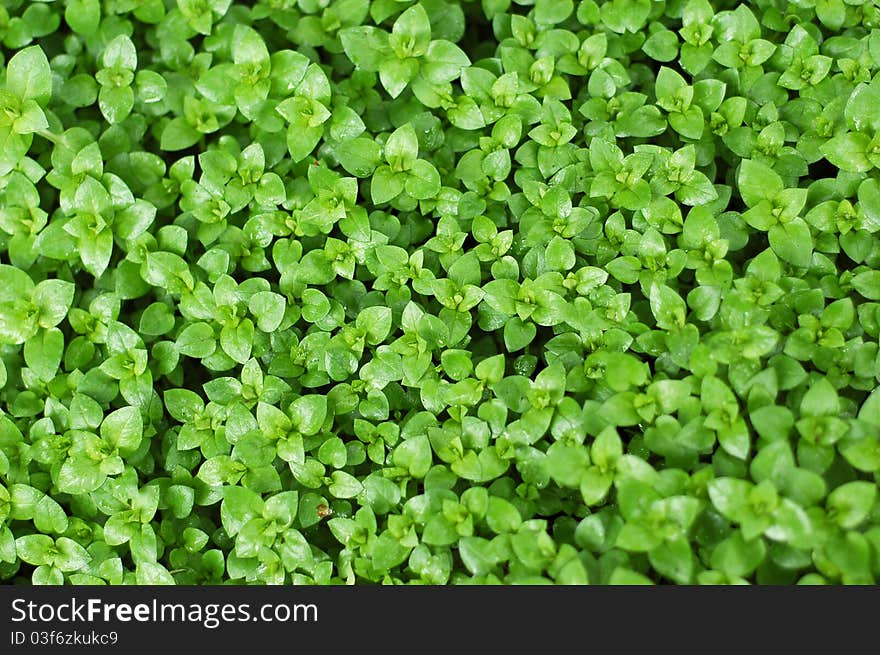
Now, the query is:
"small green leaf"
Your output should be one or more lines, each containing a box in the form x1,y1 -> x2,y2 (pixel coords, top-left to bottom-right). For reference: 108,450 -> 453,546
176,322 -> 216,358
329,471 -> 364,499
6,46 -> 52,105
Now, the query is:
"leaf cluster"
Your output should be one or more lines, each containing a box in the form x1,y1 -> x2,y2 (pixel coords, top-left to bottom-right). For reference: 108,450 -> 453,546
1,0 -> 880,585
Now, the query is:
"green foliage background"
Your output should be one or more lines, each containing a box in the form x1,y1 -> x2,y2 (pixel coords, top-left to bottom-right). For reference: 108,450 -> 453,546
1,0 -> 880,585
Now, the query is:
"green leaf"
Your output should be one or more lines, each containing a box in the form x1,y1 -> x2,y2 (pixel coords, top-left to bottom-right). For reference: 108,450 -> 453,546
371,165 -> 405,204
655,66 -> 689,109
33,279 -> 75,328
340,27 -> 391,72
710,532 -> 766,578
220,319 -> 254,364
136,561 -> 176,585
289,395 -> 327,435
232,25 -> 269,65
643,29 -> 679,62
379,57 -> 419,98
176,322 -> 216,358
649,283 -> 686,330
852,271 -> 880,300
79,229 -> 113,277
421,41 -> 470,84
827,482 -> 876,529
221,486 -> 264,536
54,537 -> 91,571
392,435 -> 432,478
6,46 -> 52,105
101,406 -> 143,453
160,118 -> 201,151
707,477 -> 752,521
16,534 -> 55,566
335,137 -> 382,177
24,327 -> 64,381
65,0 -> 101,36
845,81 -> 880,133
534,0 -> 574,24
13,99 -> 49,134
458,536 -> 500,575
821,133 -> 872,173
800,378 -> 839,417
392,3 -> 432,52
765,499 -> 813,547
738,159 -> 783,207
286,124 -> 324,162
103,35 -> 137,70
329,471 -> 364,498
769,219 -> 812,268
99,86 -> 135,124
248,291 -> 286,332
649,537 -> 693,583
405,159 -> 441,199
57,457 -> 105,494
384,123 -> 419,170
503,317 -> 536,351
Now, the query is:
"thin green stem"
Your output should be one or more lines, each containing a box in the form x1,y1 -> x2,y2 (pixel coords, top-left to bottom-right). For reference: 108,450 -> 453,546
36,128 -> 61,144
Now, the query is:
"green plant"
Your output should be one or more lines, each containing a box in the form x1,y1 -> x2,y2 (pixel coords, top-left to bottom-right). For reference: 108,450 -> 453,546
1,0 -> 879,586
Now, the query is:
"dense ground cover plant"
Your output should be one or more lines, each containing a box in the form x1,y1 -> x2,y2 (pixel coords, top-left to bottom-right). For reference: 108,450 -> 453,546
0,0 -> 879,586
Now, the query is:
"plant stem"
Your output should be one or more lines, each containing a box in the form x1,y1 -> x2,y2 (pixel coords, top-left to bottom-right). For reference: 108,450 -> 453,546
37,129 -> 61,144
